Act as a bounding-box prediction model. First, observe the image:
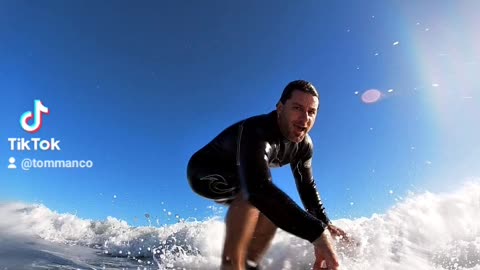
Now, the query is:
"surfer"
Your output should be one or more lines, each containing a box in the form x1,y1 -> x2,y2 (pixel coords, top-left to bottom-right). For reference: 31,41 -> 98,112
187,80 -> 349,270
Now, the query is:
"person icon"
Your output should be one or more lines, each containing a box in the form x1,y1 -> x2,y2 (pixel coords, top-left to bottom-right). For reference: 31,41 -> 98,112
8,157 -> 16,169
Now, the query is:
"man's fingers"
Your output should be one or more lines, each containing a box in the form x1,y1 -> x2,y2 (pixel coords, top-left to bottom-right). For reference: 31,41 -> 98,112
312,257 -> 325,270
314,259 -> 338,270
312,259 -> 323,270
313,233 -> 340,269
315,251 -> 338,270
322,258 -> 339,270
313,251 -> 325,270
324,251 -> 340,270
328,224 -> 351,243
326,259 -> 340,270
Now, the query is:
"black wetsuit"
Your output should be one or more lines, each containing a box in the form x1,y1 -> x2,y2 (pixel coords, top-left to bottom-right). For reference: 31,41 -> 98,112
187,110 -> 331,243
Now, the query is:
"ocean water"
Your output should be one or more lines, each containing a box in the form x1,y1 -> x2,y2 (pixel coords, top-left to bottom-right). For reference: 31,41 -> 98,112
1,180 -> 479,270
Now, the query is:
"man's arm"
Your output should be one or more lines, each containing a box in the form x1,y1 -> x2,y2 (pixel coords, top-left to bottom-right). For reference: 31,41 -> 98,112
292,137 -> 352,244
237,121 -> 327,243
291,136 -> 331,225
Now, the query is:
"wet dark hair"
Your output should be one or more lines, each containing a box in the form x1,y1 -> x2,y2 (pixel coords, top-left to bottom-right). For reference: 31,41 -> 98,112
278,80 -> 319,105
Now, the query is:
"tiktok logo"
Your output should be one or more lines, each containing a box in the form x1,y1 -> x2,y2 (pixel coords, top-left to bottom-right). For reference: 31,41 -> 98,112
19,100 -> 50,133
9,100 -> 62,152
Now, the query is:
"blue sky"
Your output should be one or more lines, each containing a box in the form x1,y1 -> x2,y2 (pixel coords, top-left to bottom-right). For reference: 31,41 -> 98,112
1,1 -> 479,226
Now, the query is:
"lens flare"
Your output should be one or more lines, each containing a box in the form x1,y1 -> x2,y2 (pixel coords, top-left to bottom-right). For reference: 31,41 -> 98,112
361,89 -> 383,104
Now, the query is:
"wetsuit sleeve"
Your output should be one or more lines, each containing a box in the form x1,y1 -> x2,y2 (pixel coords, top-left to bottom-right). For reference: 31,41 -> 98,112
238,122 -> 327,243
291,141 -> 331,225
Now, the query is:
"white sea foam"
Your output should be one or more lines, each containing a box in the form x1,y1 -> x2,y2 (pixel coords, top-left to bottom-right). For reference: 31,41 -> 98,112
1,179 -> 479,270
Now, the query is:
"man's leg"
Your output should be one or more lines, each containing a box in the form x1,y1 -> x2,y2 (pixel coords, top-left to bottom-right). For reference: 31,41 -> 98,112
245,213 -> 277,269
221,195 -> 260,270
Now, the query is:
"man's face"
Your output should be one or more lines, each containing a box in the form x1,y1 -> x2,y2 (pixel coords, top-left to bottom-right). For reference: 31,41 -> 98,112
277,90 -> 319,143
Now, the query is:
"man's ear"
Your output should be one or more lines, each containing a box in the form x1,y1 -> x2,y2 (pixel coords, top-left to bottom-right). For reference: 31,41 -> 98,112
276,101 -> 284,115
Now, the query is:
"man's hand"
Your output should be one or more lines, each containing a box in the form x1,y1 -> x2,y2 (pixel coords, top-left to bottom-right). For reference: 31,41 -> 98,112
327,224 -> 351,243
327,224 -> 358,250
312,232 -> 339,270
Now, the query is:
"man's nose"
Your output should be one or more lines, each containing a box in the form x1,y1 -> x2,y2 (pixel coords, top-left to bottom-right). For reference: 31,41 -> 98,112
298,111 -> 308,123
